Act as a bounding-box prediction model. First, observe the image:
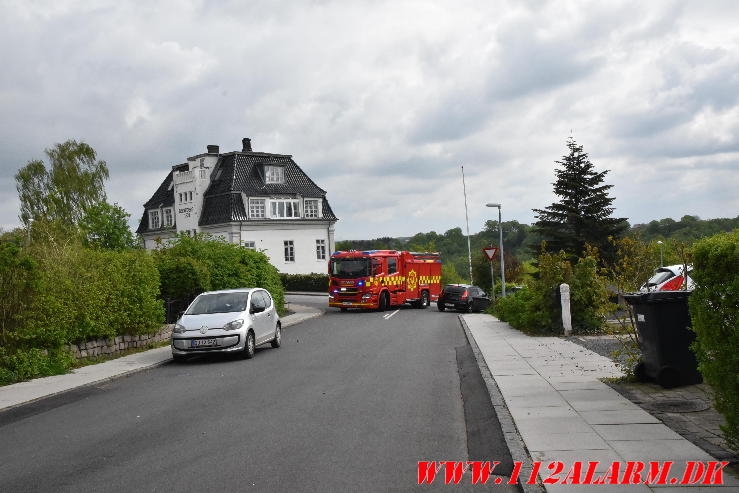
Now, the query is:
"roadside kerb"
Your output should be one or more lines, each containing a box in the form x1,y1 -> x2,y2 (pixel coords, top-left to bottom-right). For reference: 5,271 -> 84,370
459,314 -> 545,493
0,304 -> 322,413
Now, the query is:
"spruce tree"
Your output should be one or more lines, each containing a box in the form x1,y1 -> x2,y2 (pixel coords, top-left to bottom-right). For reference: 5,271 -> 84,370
533,137 -> 627,263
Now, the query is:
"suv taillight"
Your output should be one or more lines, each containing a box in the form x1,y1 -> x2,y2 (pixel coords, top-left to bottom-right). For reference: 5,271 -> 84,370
462,289 -> 468,299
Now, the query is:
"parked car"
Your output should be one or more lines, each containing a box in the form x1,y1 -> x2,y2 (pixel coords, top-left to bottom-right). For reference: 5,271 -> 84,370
437,284 -> 491,312
171,288 -> 281,362
639,264 -> 694,292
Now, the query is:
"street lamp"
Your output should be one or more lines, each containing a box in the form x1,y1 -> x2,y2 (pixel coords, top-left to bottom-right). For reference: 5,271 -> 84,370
486,203 -> 506,297
657,240 -> 664,267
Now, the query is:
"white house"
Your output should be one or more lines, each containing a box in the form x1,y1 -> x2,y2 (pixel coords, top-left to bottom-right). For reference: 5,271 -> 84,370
137,138 -> 338,274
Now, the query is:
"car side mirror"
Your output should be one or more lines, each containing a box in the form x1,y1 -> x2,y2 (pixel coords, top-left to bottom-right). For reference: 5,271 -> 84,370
250,305 -> 265,314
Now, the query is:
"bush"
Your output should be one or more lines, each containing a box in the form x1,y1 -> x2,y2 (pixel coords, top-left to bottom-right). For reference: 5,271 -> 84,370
154,234 -> 285,314
18,245 -> 164,346
280,273 -> 328,292
1,241 -> 163,384
493,246 -> 609,334
689,231 -> 739,451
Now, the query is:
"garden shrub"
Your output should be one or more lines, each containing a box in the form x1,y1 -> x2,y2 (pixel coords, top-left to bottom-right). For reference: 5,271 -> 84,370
279,273 -> 328,292
1,242 -> 163,384
154,234 -> 285,314
493,246 -> 609,334
689,231 -> 739,451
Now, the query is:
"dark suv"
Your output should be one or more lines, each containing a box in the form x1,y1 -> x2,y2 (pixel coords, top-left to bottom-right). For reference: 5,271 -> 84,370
437,284 -> 491,312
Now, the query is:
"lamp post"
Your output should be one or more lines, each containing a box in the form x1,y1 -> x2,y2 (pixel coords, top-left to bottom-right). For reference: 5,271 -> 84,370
486,203 -> 506,297
657,240 -> 664,267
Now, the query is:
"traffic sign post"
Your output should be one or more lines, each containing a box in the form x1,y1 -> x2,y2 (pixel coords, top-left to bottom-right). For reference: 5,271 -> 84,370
483,246 -> 498,303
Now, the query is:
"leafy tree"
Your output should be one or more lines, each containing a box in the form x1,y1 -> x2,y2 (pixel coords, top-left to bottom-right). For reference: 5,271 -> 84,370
79,202 -> 137,250
15,140 -> 109,228
533,137 -> 627,263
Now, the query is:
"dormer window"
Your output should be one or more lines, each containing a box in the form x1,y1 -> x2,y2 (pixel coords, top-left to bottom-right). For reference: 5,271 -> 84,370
304,199 -> 320,218
265,165 -> 284,184
270,199 -> 300,218
149,210 -> 160,229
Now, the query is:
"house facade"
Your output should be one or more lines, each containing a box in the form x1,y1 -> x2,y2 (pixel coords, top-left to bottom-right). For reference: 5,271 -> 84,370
137,138 -> 338,274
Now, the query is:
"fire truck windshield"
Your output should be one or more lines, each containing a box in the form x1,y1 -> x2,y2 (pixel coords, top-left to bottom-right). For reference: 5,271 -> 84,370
330,258 -> 370,278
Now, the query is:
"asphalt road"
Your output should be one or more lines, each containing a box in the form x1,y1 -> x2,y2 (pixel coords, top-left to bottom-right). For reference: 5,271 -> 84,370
0,297 -> 517,492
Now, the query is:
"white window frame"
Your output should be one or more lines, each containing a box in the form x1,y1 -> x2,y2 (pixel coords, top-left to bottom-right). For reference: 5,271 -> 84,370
163,208 -> 173,227
265,165 -> 285,184
284,240 -> 295,262
249,198 -> 266,218
304,199 -> 320,218
316,239 -> 326,260
242,241 -> 256,250
149,210 -> 160,229
270,199 -> 300,219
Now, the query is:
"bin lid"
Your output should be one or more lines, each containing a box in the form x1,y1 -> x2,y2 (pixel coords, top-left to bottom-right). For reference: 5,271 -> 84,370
623,291 -> 692,305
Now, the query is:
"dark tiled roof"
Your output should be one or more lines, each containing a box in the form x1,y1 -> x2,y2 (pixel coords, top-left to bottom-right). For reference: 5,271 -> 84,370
207,152 -> 326,197
199,193 -> 248,225
139,150 -> 337,232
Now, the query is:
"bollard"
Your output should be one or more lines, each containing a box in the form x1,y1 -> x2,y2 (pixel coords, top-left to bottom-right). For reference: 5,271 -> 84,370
560,283 -> 572,336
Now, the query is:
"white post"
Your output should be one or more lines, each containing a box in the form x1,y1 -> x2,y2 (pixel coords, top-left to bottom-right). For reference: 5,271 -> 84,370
560,283 -> 572,336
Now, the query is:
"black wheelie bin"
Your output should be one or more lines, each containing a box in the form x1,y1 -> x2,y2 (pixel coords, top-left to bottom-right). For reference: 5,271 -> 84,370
623,291 -> 702,389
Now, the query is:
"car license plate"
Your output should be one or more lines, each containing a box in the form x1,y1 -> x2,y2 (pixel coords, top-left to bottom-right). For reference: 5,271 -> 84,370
342,302 -> 353,305
192,338 -> 217,347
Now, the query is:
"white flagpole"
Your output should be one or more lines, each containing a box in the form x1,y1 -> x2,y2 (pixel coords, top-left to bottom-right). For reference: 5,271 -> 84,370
461,165 -> 473,284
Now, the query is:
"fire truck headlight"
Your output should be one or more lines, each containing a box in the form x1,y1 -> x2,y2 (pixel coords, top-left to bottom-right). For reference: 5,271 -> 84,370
362,293 -> 372,300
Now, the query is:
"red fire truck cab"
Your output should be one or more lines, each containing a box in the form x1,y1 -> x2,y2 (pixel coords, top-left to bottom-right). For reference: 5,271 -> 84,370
328,250 -> 442,311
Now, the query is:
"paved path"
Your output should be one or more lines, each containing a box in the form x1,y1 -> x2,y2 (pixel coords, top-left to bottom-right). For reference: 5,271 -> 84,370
0,304 -> 322,412
463,314 -> 739,492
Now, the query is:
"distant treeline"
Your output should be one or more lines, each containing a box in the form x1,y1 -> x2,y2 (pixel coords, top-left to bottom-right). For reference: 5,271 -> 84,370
336,215 -> 739,282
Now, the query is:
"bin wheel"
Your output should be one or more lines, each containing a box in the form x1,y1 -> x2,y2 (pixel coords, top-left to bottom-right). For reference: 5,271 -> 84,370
657,366 -> 680,389
634,361 -> 648,382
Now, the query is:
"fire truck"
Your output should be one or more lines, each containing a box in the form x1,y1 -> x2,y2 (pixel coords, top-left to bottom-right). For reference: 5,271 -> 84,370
328,250 -> 442,311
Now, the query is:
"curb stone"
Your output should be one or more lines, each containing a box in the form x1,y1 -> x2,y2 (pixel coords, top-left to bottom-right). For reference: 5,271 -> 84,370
459,314 -> 544,493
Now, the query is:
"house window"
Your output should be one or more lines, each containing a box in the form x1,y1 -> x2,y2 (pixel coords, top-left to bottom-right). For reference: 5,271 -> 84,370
163,208 -> 173,227
316,239 -> 326,260
265,165 -> 284,184
242,241 -> 256,250
270,199 -> 300,219
200,169 -> 206,179
284,240 -> 295,262
149,210 -> 160,229
178,193 -> 182,202
304,199 -> 319,218
189,191 -> 193,201
249,199 -> 266,218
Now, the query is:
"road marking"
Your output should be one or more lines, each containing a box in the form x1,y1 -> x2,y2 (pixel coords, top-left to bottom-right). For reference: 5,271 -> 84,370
383,310 -> 400,320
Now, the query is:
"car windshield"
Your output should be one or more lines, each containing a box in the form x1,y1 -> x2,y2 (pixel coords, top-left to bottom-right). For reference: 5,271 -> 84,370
186,292 -> 249,315
645,270 -> 674,287
330,258 -> 370,278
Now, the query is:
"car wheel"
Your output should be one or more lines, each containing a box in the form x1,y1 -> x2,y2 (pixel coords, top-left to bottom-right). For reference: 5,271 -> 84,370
437,302 -> 445,312
172,353 -> 188,363
242,331 -> 256,359
271,323 -> 282,348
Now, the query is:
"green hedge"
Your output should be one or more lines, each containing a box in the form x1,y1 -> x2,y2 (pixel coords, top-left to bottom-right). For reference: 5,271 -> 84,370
280,273 -> 329,292
0,243 -> 163,385
689,231 -> 739,451
154,234 -> 285,313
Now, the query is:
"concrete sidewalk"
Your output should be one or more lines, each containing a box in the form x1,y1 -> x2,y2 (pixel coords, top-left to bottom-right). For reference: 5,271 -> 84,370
0,304 -> 322,413
462,314 -> 738,492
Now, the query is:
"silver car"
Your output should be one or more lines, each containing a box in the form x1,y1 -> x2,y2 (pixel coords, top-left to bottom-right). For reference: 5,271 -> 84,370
171,288 -> 281,362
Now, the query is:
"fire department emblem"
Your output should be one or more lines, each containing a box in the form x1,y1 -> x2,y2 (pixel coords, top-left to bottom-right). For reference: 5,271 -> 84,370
408,269 -> 418,291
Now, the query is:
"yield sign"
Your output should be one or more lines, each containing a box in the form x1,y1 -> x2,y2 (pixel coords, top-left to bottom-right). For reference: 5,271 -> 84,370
483,246 -> 498,261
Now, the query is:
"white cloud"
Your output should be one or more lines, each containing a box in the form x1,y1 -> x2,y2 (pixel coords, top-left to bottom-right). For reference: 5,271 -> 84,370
0,0 -> 737,240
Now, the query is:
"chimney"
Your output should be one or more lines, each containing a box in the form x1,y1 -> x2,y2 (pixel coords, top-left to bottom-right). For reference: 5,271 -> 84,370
207,144 -> 219,154
242,138 -> 252,152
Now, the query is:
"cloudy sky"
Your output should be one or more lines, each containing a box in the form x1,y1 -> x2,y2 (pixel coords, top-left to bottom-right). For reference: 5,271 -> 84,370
1,0 -> 737,240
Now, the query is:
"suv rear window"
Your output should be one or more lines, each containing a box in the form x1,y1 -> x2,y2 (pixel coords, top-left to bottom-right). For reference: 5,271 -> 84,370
444,286 -> 467,295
